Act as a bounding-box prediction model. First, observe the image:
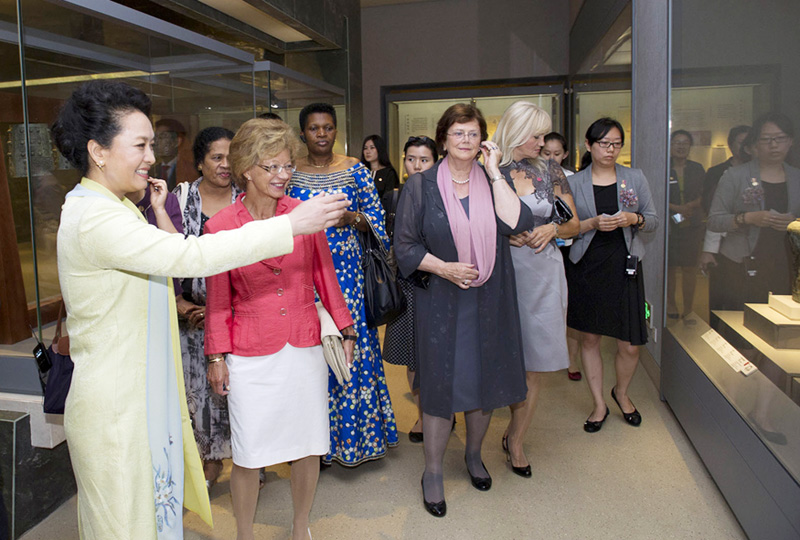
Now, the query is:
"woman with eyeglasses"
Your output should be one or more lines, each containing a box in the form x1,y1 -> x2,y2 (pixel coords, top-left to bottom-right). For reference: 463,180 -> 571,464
204,118 -> 355,540
667,130 -> 706,320
382,135 -> 439,443
565,117 -> 658,433
287,103 -> 398,467
361,134 -> 399,205
707,113 -> 800,310
394,104 -> 533,516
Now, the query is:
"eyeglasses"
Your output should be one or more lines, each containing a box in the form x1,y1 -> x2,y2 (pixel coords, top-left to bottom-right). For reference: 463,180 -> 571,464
256,163 -> 296,175
595,140 -> 624,149
447,131 -> 481,141
757,135 -> 790,146
407,136 -> 434,144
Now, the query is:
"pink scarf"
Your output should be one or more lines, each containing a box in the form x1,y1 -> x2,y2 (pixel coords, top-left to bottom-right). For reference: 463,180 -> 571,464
436,157 -> 497,286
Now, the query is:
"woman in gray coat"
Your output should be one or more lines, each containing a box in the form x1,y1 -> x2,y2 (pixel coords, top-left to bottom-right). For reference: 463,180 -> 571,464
394,104 -> 533,517
565,118 -> 658,433
707,113 -> 799,310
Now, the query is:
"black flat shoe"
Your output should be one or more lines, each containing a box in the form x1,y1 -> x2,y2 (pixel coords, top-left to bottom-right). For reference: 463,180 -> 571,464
611,386 -> 642,426
502,435 -> 531,478
421,478 -> 446,517
409,430 -> 424,443
465,457 -> 492,491
583,406 -> 610,433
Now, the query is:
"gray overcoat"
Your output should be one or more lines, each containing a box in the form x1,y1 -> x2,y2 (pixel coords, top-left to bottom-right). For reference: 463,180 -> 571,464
393,161 -> 534,418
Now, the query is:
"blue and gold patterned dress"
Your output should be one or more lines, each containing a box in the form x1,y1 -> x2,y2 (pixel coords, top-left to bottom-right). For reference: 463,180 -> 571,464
288,163 -> 398,465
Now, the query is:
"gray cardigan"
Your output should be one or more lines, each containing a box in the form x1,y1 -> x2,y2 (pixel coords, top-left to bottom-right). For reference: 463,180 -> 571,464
707,160 -> 800,263
567,163 -> 659,263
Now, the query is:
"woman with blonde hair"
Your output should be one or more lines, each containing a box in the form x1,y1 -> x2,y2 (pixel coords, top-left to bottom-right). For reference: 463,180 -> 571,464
205,118 -> 355,540
494,101 -> 579,476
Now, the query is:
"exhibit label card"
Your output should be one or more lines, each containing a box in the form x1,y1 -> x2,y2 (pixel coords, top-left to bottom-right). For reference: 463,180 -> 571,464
701,329 -> 758,376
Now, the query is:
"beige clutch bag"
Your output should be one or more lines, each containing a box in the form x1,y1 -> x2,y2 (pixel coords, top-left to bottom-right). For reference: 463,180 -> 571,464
316,301 -> 351,385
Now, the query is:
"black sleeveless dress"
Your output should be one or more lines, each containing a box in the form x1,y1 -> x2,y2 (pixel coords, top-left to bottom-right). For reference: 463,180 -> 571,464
565,184 -> 648,345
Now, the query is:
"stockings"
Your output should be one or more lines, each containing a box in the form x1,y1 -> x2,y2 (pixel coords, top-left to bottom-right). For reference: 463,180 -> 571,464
421,408 -> 492,503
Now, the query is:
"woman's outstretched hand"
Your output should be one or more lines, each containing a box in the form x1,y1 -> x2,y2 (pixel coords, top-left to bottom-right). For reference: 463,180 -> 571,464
288,193 -> 350,236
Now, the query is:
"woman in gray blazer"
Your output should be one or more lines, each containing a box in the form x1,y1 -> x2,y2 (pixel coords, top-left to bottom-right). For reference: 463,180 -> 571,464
565,118 -> 658,433
707,113 -> 799,311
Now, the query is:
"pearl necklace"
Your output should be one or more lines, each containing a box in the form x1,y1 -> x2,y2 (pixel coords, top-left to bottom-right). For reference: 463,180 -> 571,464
451,175 -> 470,185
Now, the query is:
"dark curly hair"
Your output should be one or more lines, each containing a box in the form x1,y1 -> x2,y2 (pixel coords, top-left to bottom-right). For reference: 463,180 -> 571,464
51,80 -> 152,176
298,103 -> 336,132
192,127 -> 235,168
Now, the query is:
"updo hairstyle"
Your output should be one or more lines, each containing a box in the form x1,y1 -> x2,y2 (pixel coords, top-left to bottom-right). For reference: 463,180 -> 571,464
51,80 -> 152,176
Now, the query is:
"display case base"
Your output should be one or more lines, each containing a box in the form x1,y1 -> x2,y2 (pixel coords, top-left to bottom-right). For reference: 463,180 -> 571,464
744,303 -> 800,349
769,294 -> 800,320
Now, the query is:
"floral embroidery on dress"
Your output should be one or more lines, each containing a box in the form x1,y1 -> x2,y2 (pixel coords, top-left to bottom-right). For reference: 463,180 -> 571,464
742,177 -> 764,205
153,448 -> 179,533
619,177 -> 638,207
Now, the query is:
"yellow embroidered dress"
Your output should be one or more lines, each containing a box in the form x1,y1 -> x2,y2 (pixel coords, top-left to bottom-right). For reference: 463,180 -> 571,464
57,178 -> 294,539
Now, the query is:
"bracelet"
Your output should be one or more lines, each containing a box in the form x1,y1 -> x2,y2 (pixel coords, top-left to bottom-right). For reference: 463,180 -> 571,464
490,175 -> 504,184
552,222 -> 559,238
208,356 -> 224,364
636,212 -> 645,229
342,335 -> 357,342
735,212 -> 746,226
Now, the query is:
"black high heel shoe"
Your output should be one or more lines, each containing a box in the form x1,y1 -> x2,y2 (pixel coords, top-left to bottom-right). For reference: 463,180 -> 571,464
421,477 -> 446,517
583,406 -> 610,433
502,435 -> 531,478
464,457 -> 492,491
611,386 -> 642,426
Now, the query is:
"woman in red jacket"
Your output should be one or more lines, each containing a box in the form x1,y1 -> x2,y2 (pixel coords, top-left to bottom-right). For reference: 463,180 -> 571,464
204,118 -> 355,540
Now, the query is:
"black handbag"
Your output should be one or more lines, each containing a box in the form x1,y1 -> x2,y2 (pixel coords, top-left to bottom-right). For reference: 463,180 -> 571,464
33,302 -> 74,414
359,218 -> 407,327
553,195 -> 574,224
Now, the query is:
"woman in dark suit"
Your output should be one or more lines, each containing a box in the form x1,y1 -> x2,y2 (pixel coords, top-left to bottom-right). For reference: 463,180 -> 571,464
394,103 -> 533,517
667,130 -> 706,319
565,118 -> 658,433
707,113 -> 799,310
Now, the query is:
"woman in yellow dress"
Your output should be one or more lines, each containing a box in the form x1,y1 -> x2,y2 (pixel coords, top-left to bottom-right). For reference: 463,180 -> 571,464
52,80 -> 347,540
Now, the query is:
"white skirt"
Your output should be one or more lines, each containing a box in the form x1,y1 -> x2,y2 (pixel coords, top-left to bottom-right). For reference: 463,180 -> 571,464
226,344 -> 329,468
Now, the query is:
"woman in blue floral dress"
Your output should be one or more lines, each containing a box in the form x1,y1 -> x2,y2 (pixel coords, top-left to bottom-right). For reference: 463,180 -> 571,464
288,103 -> 398,466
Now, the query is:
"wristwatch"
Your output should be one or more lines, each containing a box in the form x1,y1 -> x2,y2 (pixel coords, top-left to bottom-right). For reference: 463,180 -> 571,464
354,213 -> 362,226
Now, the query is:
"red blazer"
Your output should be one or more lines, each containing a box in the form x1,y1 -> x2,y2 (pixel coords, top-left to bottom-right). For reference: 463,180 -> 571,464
204,194 -> 353,356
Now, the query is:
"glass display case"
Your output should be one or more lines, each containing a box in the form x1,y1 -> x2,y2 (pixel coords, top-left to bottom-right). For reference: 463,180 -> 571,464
0,0 -> 345,343
384,83 -> 564,179
663,1 -> 800,537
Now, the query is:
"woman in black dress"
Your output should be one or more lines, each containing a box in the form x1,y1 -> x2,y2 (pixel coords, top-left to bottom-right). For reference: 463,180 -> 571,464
362,134 -> 399,205
667,129 -> 706,319
394,104 -> 533,517
707,113 -> 800,310
382,136 -> 438,443
565,118 -> 658,433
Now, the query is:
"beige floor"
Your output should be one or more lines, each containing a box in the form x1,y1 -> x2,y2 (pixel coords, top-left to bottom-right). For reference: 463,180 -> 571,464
22,337 -> 746,540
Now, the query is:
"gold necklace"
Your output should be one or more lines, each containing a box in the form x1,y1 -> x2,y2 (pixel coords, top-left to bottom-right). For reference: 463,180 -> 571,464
308,156 -> 334,168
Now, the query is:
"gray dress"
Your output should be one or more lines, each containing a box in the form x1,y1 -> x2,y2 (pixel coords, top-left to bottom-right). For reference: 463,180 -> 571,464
503,160 -> 570,372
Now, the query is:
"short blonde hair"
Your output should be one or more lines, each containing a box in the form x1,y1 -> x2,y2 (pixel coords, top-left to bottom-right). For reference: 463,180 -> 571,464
229,118 -> 301,190
493,101 -> 552,168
